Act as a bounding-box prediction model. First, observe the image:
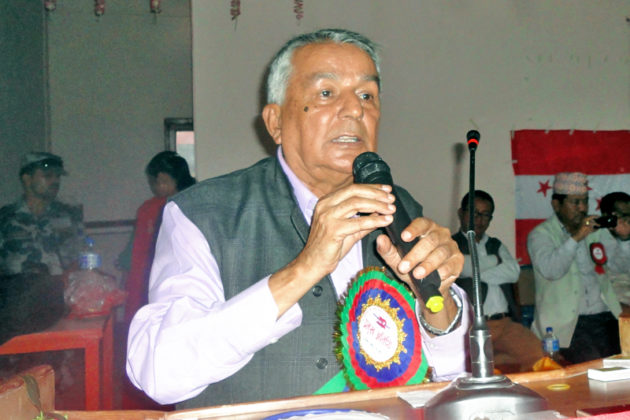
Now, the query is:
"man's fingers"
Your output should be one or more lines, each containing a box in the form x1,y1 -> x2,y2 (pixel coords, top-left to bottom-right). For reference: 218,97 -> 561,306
320,183 -> 393,209
399,223 -> 453,272
399,217 -> 434,242
376,234 -> 401,267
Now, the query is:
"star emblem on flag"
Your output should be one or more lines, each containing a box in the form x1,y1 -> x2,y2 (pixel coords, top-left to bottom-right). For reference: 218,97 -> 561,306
537,180 -> 552,197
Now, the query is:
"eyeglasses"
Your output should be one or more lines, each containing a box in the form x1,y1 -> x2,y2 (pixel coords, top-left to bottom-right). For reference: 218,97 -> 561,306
614,212 -> 630,224
565,198 -> 588,207
473,211 -> 493,221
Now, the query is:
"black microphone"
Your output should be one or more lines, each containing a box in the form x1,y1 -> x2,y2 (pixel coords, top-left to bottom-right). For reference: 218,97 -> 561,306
353,152 -> 444,313
467,130 -> 480,151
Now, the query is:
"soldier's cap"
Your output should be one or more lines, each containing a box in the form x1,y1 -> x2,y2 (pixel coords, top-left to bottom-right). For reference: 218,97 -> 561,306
19,152 -> 68,176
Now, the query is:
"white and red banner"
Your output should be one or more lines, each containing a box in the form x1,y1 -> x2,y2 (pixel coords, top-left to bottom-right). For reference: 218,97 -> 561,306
511,129 -> 630,265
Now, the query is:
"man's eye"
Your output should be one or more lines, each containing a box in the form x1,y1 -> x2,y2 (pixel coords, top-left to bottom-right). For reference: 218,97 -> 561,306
320,90 -> 331,98
360,93 -> 373,100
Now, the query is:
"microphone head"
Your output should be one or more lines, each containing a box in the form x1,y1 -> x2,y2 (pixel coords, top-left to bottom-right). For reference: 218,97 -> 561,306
466,130 -> 480,151
353,152 -> 393,186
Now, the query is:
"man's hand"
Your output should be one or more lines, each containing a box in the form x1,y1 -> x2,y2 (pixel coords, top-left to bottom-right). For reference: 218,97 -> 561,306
302,184 -> 400,275
269,183 -> 396,317
375,218 -> 464,333
573,215 -> 597,242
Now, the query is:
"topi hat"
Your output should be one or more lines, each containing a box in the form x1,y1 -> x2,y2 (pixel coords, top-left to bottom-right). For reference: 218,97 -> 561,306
553,172 -> 588,195
20,152 -> 67,176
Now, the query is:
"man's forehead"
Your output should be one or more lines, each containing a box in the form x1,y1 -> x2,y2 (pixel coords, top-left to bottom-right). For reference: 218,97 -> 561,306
464,199 -> 492,209
36,167 -> 64,176
564,194 -> 588,203
305,71 -> 379,85
614,201 -> 630,212
293,42 -> 377,72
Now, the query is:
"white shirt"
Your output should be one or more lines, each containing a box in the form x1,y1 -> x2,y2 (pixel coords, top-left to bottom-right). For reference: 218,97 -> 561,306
459,233 -> 520,316
528,222 -> 608,315
126,148 -> 470,405
600,228 -> 630,274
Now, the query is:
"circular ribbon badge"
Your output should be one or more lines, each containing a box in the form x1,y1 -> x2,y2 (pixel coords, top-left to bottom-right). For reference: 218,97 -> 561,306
335,267 -> 428,390
589,242 -> 607,274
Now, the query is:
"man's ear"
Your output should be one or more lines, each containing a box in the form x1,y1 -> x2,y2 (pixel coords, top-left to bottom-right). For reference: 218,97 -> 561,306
20,173 -> 31,187
457,208 -> 466,228
262,104 -> 282,145
551,199 -> 560,214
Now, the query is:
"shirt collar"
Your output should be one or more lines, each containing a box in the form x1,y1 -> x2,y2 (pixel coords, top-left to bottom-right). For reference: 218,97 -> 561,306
16,197 -> 36,215
459,230 -> 488,245
277,147 -> 318,224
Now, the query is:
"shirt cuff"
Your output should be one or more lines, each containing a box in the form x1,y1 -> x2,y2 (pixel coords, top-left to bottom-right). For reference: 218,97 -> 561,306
418,285 -> 470,381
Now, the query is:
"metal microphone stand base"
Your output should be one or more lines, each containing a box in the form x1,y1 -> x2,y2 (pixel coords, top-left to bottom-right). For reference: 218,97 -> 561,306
423,374 -> 548,420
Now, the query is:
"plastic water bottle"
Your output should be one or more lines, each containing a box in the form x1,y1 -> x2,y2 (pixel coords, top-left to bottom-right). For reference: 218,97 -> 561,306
65,236 -> 118,316
79,236 -> 101,270
542,326 -> 560,360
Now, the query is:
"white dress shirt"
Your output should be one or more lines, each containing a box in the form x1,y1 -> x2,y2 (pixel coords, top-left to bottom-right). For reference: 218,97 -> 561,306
528,223 -> 608,315
600,228 -> 630,274
458,233 -> 520,316
126,148 -> 470,405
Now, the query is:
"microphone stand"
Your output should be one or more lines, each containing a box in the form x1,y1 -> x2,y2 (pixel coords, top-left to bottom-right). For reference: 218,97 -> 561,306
424,131 -> 547,419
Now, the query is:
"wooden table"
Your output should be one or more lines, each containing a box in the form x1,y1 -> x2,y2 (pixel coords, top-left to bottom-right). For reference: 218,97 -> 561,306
55,359 -> 630,419
0,314 -> 114,410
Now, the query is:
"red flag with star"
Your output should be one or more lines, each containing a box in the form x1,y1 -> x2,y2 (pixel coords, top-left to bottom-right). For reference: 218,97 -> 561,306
511,129 -> 630,265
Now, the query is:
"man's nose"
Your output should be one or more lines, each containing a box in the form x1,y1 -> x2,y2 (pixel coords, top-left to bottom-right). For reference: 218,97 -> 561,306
339,93 -> 363,119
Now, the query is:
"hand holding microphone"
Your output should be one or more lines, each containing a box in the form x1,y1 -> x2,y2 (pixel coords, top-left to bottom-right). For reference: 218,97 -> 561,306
353,151 -> 446,313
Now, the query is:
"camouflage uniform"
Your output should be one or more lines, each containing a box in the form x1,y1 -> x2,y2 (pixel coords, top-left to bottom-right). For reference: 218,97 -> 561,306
0,198 -> 84,276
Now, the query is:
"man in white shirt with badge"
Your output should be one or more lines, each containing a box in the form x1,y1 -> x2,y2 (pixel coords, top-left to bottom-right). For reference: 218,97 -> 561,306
528,172 -> 621,364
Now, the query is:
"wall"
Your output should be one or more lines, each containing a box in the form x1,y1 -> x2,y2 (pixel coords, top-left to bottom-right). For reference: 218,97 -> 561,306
47,0 -> 193,223
2,1 -> 628,273
0,1 -> 47,202
191,0 -> 630,257
0,1 -> 193,277
46,1 -> 192,276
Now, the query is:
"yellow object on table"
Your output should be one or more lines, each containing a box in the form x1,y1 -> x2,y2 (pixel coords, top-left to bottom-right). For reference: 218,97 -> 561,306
532,356 -> 563,372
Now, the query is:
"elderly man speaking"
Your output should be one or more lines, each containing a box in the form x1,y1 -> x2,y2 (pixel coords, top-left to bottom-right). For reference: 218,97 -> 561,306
127,28 -> 469,408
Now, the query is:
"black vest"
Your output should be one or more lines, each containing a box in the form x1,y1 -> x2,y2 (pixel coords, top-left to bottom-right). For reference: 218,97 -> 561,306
452,231 -> 520,321
173,156 -> 423,408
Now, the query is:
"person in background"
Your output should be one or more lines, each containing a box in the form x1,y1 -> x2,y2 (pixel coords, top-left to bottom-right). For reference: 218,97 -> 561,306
453,190 -> 544,371
121,151 -> 196,324
528,172 -> 621,364
0,152 -> 83,276
599,191 -> 630,309
0,151 -> 83,397
599,192 -> 630,268
127,28 -> 468,408
118,151 -> 195,410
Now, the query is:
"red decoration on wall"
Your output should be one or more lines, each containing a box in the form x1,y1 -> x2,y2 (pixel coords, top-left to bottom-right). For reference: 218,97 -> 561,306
230,0 -> 241,21
95,0 -> 105,16
226,1 -> 304,25
294,0 -> 304,22
150,0 -> 161,14
44,0 -> 56,12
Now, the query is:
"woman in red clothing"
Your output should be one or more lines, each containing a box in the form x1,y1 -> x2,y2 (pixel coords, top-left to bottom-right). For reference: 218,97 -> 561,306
120,151 -> 195,409
122,151 -> 196,324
